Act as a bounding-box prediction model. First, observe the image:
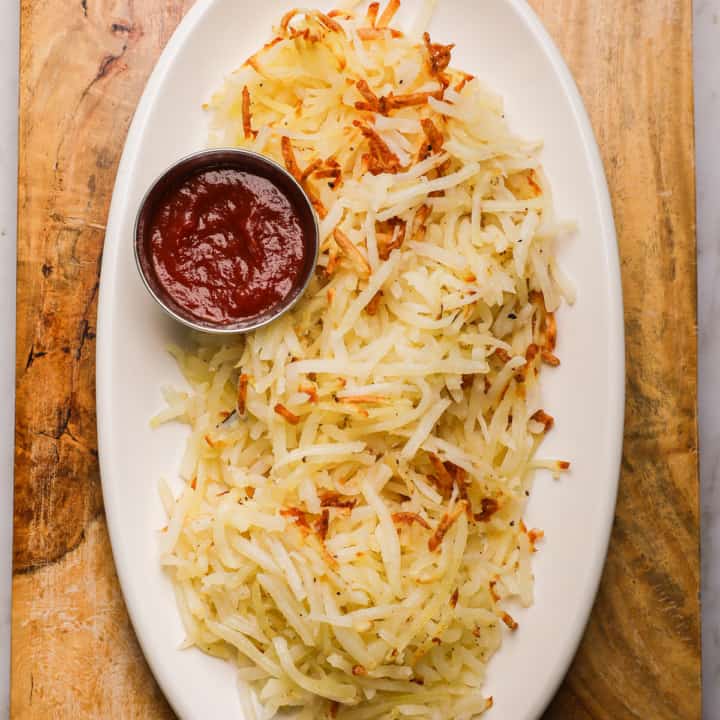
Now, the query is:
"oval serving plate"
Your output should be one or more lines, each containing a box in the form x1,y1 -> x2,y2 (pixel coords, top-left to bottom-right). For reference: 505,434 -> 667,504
97,1 -> 624,718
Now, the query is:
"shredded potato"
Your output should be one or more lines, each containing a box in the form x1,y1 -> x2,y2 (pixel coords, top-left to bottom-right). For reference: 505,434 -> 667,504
157,2 -> 573,718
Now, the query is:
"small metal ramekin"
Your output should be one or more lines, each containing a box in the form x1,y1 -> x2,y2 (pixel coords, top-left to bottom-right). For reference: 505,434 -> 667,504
134,148 -> 320,334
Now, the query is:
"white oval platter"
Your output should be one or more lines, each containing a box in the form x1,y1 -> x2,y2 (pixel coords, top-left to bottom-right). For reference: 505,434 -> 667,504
97,1 -> 624,718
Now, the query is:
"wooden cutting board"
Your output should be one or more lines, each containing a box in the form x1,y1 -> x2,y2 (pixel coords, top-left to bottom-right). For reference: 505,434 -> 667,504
11,1 -> 700,718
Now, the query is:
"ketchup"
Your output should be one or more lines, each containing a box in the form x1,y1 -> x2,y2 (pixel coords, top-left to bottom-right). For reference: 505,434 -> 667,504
142,166 -> 311,326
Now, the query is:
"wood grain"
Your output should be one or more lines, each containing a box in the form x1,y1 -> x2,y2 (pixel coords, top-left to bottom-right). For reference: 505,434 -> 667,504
528,2 -> 701,718
12,0 -> 191,717
12,1 -> 699,718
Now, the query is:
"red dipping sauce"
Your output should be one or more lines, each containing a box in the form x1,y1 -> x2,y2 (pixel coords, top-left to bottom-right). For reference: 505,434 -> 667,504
136,151 -> 318,332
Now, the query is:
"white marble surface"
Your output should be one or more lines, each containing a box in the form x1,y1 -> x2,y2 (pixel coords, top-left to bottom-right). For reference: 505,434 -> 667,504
0,0 -> 19,715
0,3 -> 717,719
696,0 -> 720,713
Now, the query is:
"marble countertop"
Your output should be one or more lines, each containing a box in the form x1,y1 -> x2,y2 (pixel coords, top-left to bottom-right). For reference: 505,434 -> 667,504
696,0 -> 720,712
0,0 -> 18,715
0,2 -> 717,717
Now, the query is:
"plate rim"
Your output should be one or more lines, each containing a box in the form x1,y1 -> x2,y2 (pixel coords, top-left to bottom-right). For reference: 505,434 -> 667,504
96,1 -> 625,717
